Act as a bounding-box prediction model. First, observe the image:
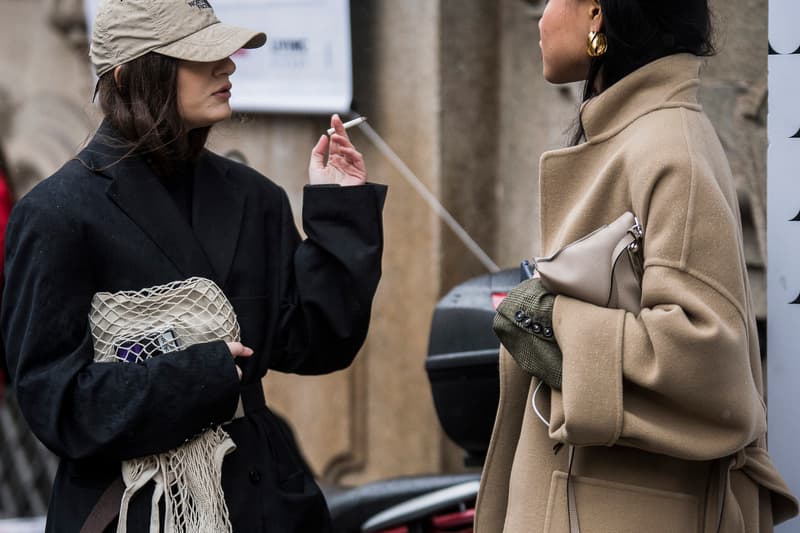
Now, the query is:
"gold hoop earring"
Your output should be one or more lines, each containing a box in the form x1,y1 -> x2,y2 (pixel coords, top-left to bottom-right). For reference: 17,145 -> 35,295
587,31 -> 608,57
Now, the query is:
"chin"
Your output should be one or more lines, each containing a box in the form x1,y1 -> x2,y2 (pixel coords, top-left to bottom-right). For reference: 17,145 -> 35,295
210,114 -> 232,125
542,58 -> 590,85
542,65 -> 561,84
543,68 -> 585,85
196,114 -> 231,129
543,71 -> 566,84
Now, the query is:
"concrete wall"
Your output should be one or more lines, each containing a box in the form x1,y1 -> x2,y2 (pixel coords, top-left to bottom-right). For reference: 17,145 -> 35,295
0,0 -> 768,489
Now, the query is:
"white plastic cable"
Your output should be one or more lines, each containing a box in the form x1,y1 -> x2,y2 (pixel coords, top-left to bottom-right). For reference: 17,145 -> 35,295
353,118 -> 501,273
531,379 -> 550,427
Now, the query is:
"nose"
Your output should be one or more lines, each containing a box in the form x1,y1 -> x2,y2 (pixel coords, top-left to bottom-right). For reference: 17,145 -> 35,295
216,56 -> 236,77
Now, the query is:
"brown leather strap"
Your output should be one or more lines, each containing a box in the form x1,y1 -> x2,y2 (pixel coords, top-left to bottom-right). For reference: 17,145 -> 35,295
80,475 -> 125,533
567,445 -> 581,533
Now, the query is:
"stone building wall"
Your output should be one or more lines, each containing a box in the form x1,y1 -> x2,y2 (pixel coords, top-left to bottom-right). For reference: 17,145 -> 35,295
0,0 -> 767,491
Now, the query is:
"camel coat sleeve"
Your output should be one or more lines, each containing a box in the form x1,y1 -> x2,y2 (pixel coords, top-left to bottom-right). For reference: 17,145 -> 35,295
548,108 -> 766,460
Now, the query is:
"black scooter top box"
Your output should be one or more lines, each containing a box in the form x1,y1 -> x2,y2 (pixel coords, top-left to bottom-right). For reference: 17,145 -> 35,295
425,268 -> 519,466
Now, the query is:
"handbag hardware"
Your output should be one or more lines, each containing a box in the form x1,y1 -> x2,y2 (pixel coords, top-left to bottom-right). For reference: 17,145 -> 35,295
626,215 -> 644,284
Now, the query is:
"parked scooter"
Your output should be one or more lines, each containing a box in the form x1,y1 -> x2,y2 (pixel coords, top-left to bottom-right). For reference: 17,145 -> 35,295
326,268 -> 519,533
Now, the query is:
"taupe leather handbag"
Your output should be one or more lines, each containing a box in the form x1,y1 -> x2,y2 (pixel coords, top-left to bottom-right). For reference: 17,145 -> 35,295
526,212 -> 644,533
532,211 -> 644,314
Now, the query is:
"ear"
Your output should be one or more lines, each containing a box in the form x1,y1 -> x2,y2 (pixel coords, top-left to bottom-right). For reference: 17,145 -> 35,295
113,65 -> 123,87
590,1 -> 603,32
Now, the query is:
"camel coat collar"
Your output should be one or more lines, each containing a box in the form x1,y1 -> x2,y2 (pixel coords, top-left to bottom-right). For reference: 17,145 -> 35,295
580,53 -> 704,143
539,54 -> 705,257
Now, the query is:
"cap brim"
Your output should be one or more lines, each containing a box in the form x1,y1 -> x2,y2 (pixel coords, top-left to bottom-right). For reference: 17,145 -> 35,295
154,22 -> 266,63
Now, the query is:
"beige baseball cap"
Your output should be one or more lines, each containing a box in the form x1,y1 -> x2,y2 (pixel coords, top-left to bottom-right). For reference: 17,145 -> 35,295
90,0 -> 267,77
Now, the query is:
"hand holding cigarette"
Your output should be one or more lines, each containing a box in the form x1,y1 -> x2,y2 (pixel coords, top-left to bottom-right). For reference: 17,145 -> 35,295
308,114 -> 368,187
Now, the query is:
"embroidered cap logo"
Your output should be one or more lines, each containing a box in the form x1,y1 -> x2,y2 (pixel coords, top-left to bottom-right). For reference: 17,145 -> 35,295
187,0 -> 212,9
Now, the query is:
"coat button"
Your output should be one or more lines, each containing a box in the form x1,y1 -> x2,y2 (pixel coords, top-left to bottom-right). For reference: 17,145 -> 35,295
515,310 -> 527,322
522,317 -> 533,328
543,326 -> 553,338
249,469 -> 261,484
531,323 -> 542,334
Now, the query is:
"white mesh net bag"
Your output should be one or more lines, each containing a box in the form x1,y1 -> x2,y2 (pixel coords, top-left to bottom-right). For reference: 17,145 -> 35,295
89,277 -> 241,533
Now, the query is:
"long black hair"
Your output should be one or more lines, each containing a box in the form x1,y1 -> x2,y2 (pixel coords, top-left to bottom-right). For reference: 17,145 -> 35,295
97,53 -> 211,175
571,0 -> 715,145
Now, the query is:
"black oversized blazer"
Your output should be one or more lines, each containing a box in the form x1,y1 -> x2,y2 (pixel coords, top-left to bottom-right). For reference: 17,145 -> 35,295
1,124 -> 386,532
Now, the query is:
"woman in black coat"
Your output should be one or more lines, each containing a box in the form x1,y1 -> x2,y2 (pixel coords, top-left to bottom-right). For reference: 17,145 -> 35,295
0,0 -> 386,531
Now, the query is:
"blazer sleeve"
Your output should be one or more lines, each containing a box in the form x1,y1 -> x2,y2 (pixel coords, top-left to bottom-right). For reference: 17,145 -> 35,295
269,183 -> 386,374
547,127 -> 766,461
1,193 -> 241,461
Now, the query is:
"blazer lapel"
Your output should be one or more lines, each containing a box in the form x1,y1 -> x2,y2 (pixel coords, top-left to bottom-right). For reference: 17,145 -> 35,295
191,152 -> 246,288
106,171 -> 218,281
78,123 -> 241,284
79,129 -> 216,281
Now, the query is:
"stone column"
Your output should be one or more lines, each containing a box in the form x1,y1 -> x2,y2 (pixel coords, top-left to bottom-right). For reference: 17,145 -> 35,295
261,0 -> 448,485
702,0 -> 769,320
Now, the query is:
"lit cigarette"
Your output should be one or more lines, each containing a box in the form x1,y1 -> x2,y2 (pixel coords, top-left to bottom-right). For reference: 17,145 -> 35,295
327,116 -> 368,135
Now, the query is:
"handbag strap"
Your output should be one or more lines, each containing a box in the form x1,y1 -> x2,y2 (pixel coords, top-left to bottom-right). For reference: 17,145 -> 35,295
80,475 -> 125,533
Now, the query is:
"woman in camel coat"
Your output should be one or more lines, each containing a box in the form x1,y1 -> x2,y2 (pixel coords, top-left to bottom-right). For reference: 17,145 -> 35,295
475,2 -> 798,532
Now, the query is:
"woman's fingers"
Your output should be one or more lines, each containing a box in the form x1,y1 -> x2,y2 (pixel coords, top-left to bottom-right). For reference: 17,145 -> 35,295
335,146 -> 364,162
308,114 -> 368,186
329,136 -> 364,168
330,114 -> 349,140
308,135 -> 329,185
310,134 -> 329,171
328,134 -> 357,164
226,341 -> 254,358
226,342 -> 252,381
329,147 -> 364,168
329,133 -> 354,148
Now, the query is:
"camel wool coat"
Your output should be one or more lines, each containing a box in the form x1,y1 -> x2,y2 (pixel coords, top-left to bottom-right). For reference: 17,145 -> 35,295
475,54 -> 798,533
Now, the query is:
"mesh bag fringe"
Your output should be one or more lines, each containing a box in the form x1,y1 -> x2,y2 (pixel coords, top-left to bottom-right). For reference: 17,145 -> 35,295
89,277 -> 240,533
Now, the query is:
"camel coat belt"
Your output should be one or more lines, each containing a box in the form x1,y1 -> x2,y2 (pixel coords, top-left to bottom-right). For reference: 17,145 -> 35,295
474,54 -> 798,533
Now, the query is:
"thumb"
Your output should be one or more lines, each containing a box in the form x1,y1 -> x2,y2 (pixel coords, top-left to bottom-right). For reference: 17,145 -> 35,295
309,134 -> 328,170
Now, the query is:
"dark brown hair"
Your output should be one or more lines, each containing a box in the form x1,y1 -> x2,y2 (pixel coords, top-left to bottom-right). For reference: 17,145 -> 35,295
97,52 -> 210,175
571,0 -> 715,145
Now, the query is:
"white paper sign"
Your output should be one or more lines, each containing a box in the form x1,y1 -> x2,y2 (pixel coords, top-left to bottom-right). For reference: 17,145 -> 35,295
768,1 -> 800,529
84,0 -> 353,114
